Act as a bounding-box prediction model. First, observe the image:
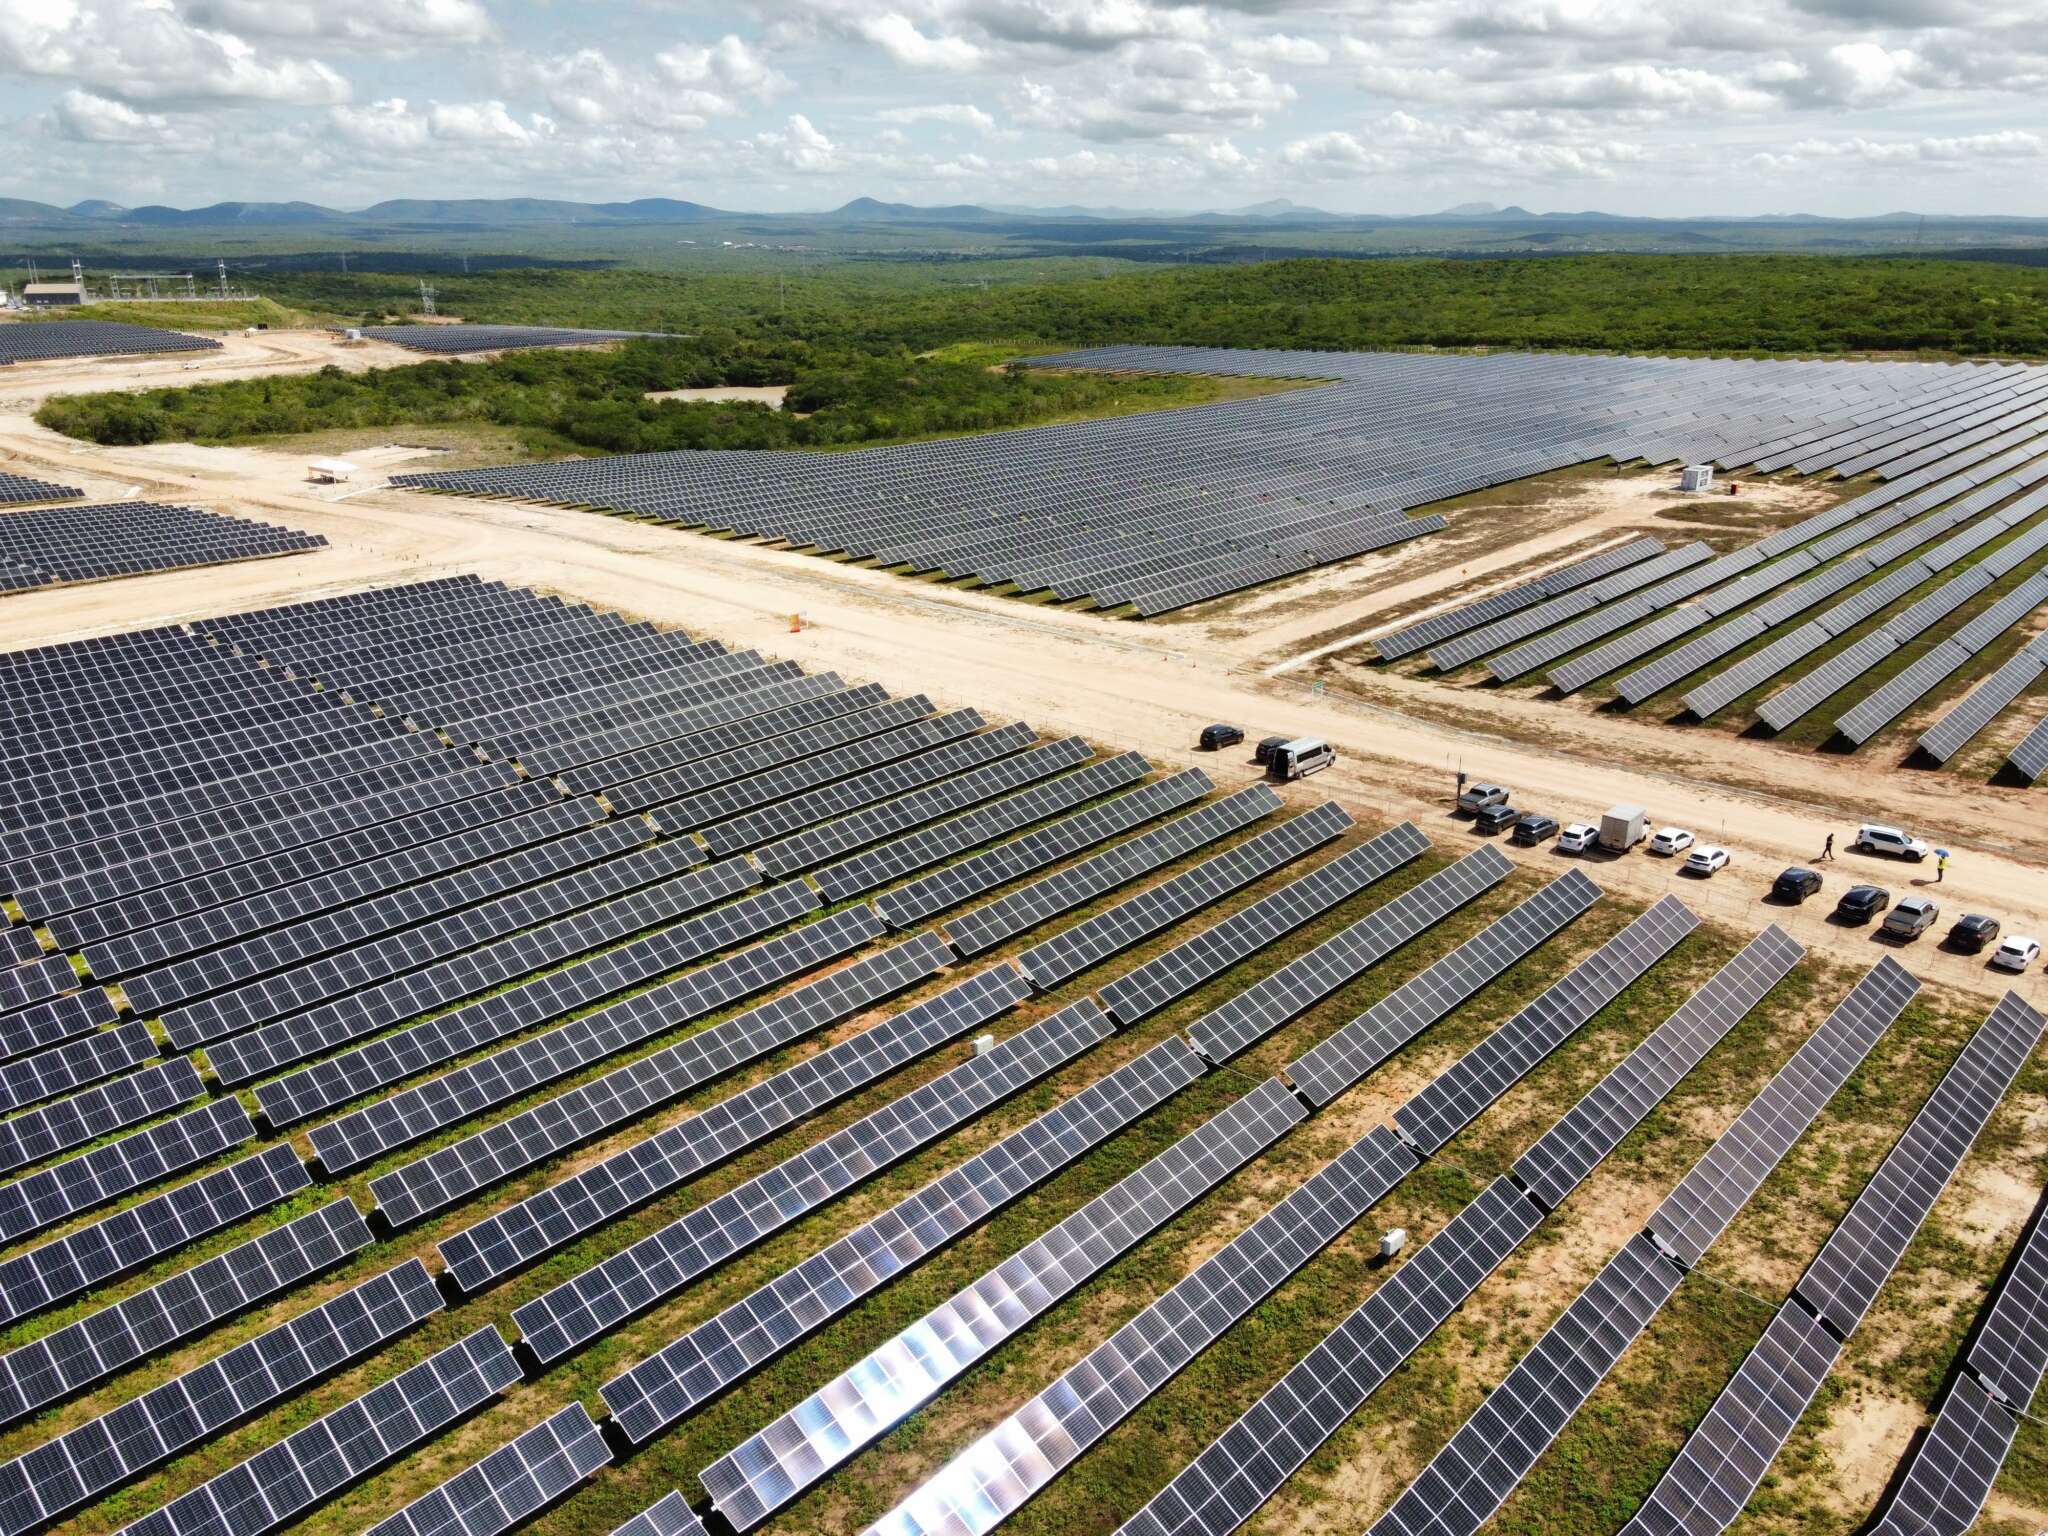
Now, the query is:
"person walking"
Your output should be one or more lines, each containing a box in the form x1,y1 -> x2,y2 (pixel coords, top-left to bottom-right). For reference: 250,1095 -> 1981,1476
1819,832 -> 1835,862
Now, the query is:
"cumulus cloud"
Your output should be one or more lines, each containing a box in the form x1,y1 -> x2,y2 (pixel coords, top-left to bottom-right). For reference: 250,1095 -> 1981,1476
1233,32 -> 1329,66
857,14 -> 984,69
182,0 -> 491,50
877,102 -> 998,131
50,88 -> 182,144
0,0 -> 348,104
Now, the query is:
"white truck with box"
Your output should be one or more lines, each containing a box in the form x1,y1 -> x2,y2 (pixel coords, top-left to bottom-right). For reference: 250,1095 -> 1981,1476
1599,804 -> 1648,852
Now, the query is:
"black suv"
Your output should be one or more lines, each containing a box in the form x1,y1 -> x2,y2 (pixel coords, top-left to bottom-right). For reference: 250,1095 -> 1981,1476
1510,814 -> 1559,846
1199,724 -> 1244,751
1771,867 -> 1822,904
1254,735 -> 1291,765
1834,885 -> 1891,924
1473,804 -> 1519,834
1948,914 -> 2002,954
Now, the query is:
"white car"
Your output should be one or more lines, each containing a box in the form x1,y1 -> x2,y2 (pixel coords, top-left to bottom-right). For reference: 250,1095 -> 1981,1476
1558,823 -> 1598,854
1650,827 -> 1695,856
1854,824 -> 1930,862
1991,937 -> 2041,973
1683,845 -> 1730,876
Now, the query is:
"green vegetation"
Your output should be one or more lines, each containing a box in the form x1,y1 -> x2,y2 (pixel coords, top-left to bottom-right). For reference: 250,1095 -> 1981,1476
24,297 -> 313,331
33,339 -> 1296,453
251,253 -> 2048,358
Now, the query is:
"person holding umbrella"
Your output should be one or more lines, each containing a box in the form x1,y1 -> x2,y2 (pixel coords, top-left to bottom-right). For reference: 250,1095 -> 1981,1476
1936,848 -> 1949,883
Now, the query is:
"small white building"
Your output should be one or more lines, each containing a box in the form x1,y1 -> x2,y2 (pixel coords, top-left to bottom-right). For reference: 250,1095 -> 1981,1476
23,281 -> 85,307
1680,463 -> 1716,492
307,457 -> 358,484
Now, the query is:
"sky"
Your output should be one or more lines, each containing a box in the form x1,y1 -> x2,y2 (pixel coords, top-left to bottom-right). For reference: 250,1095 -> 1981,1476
1,0 -> 2043,217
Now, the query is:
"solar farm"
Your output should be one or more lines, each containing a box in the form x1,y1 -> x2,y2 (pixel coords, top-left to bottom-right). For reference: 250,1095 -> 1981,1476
374,345 -> 2048,775
0,503 -> 326,595
0,322 -> 221,367
356,327 -> 669,356
0,569 -> 2041,1536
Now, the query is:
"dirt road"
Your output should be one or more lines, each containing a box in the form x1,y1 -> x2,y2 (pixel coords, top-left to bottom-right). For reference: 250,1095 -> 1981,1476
1,334 -> 2044,1004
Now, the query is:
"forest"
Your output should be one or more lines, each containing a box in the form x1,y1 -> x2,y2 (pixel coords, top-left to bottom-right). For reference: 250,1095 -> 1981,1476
35,253 -> 2048,452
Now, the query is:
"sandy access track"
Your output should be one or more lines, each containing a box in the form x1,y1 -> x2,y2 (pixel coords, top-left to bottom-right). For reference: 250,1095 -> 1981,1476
0,331 -> 2043,1007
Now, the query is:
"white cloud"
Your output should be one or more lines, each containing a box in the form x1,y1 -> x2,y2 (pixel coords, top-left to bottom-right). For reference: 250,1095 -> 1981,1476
877,102 -> 998,131
1233,32 -> 1330,66
426,99 -> 550,146
657,34 -> 790,105
857,14 -> 984,69
753,113 -> 843,172
0,0 -> 348,105
50,88 -> 181,144
182,0 -> 491,50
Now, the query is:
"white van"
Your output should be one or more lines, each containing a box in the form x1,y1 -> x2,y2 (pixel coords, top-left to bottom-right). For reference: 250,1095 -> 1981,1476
1269,737 -> 1334,780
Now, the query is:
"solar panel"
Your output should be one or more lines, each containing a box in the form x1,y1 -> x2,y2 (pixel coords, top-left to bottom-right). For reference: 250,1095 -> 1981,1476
363,1403 -> 611,1536
362,919 -> 938,1222
1364,1232 -> 1684,1536
1100,821 -> 1430,1022
943,783 -> 1280,956
0,1018 -> 155,1115
697,1077 -> 1308,1528
1918,638 -> 2048,762
610,1492 -> 710,1536
2010,715 -> 2048,783
1514,925 -> 1804,1211
1757,632 -> 1898,731
113,1326 -> 519,1536
1967,1201 -> 2048,1410
812,752 -> 1149,902
875,769 -> 1209,929
1189,844 -> 1515,1063
1834,640 -> 1972,746
1616,1301 -> 1844,1536
597,1032 -> 1207,1434
0,1096 -> 254,1243
867,1124 -> 1422,1536
0,1198 -> 370,1428
438,961 -> 1035,1294
1287,868 -> 1601,1106
1869,1375 -> 2018,1536
1648,955 -> 1918,1265
0,1057 -> 201,1175
234,855 -> 768,1101
327,900 -> 886,1186
523,996 -> 1118,1368
1397,894 -> 1698,1153
1795,991 -> 2044,1333
1127,1174 -> 1544,1536
0,1142 -> 309,1325
1018,801 -> 1353,987
0,1260 -> 441,1535
0,987 -> 117,1061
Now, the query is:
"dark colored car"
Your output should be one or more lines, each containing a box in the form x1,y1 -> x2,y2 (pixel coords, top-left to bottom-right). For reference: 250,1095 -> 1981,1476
1948,914 -> 2002,954
1834,885 -> 1891,924
1199,724 -> 1244,751
1510,814 -> 1559,846
1255,735 -> 1291,765
1474,804 -> 1520,834
1771,867 -> 1823,904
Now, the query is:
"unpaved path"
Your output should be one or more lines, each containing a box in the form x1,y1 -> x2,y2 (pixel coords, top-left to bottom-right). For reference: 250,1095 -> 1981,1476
0,338 -> 2043,1004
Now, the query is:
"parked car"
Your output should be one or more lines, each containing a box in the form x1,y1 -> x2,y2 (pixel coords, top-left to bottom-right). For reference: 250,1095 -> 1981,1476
1254,735 -> 1291,765
1458,782 -> 1510,815
1991,937 -> 2041,973
1474,804 -> 1519,834
1771,867 -> 1823,904
1268,737 -> 1335,781
1199,723 -> 1244,751
1947,914 -> 2002,954
1650,827 -> 1695,856
1683,845 -> 1730,876
1558,822 -> 1598,854
1835,885 -> 1891,924
1853,824 -> 1931,862
1882,896 -> 1940,940
1510,814 -> 1559,847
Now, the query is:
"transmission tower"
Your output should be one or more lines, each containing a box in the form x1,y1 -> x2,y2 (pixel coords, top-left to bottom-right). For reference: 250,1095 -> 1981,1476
419,280 -> 438,317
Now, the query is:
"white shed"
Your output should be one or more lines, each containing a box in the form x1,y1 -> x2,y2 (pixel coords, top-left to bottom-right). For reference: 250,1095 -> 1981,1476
308,457 -> 358,484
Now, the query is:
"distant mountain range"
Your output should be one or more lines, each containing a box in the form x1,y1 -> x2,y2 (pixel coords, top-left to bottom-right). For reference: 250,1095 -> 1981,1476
1,195 -> 2042,231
